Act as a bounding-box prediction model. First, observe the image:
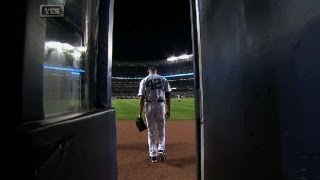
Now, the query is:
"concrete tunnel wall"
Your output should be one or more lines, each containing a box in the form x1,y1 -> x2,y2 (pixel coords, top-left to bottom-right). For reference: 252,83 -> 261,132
198,0 -> 320,179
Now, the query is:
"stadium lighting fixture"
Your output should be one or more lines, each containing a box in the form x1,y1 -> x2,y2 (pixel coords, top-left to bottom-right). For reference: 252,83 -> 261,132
171,87 -> 177,90
167,56 -> 179,61
166,54 -> 193,61
179,54 -> 190,59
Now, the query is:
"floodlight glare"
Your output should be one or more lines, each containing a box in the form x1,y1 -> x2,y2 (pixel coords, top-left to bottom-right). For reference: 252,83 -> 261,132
167,56 -> 178,61
167,54 -> 193,61
179,54 -> 189,59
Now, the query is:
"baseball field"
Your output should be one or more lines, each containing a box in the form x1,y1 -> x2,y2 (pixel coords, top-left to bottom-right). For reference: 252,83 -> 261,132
114,97 -> 196,180
112,97 -> 195,120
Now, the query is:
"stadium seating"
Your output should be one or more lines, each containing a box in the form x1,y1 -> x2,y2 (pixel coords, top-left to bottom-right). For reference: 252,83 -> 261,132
112,59 -> 194,98
112,59 -> 193,78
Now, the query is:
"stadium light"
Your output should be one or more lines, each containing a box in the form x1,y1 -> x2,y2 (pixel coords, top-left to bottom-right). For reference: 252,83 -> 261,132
179,54 -> 191,59
167,56 -> 179,61
166,54 -> 193,61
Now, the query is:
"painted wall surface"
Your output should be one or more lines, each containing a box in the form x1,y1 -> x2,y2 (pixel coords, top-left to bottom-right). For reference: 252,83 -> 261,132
199,0 -> 320,179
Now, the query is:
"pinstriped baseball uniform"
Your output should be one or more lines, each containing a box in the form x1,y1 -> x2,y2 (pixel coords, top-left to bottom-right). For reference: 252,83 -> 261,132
138,73 -> 171,157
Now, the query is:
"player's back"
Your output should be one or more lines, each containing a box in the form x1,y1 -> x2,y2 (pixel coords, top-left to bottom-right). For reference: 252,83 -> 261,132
140,74 -> 170,103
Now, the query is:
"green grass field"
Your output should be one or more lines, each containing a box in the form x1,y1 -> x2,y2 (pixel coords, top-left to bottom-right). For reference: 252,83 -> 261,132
112,98 -> 195,120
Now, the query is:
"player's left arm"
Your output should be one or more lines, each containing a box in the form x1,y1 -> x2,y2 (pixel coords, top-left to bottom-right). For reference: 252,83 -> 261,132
164,78 -> 171,119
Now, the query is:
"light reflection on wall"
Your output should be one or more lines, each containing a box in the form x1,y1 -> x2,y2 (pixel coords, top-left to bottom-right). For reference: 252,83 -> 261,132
44,41 -> 87,69
43,41 -> 88,116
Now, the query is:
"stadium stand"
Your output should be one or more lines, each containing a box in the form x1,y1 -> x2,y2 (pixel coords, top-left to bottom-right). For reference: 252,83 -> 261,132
112,58 -> 194,99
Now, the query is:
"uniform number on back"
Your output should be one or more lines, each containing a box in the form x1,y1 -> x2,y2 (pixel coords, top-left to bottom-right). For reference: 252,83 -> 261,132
146,78 -> 162,90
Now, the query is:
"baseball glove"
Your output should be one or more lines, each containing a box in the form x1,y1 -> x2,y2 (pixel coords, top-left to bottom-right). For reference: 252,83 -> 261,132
136,117 -> 147,132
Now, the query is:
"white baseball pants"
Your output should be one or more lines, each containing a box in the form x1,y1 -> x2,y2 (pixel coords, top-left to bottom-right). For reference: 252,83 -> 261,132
145,102 -> 166,157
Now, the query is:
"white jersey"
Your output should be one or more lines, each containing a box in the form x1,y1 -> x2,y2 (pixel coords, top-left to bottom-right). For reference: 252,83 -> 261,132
138,74 -> 171,102
138,73 -> 170,157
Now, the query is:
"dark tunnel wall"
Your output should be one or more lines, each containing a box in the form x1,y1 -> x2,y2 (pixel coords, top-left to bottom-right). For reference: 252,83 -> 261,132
199,0 -> 320,179
10,0 -> 118,179
15,110 -> 117,180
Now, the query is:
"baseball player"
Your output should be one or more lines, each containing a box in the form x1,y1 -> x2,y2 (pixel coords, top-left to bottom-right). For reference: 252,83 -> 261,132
138,66 -> 171,163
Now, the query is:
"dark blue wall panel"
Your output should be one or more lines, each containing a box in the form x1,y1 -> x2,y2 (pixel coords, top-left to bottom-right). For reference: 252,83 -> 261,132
14,110 -> 118,180
199,0 -> 320,179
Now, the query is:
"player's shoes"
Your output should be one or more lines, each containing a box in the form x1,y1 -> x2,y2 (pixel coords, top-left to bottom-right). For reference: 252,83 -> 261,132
158,150 -> 166,161
150,156 -> 157,163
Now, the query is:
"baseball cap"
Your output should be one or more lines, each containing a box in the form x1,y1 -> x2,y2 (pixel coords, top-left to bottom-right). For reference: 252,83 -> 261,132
148,66 -> 157,71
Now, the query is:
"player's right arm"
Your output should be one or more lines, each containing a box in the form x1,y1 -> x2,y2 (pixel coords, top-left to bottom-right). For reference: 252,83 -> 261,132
138,79 -> 146,118
165,92 -> 171,119
138,96 -> 145,118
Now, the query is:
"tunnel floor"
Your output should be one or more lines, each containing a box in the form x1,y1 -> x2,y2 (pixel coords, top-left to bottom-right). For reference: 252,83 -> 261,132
116,120 -> 196,180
